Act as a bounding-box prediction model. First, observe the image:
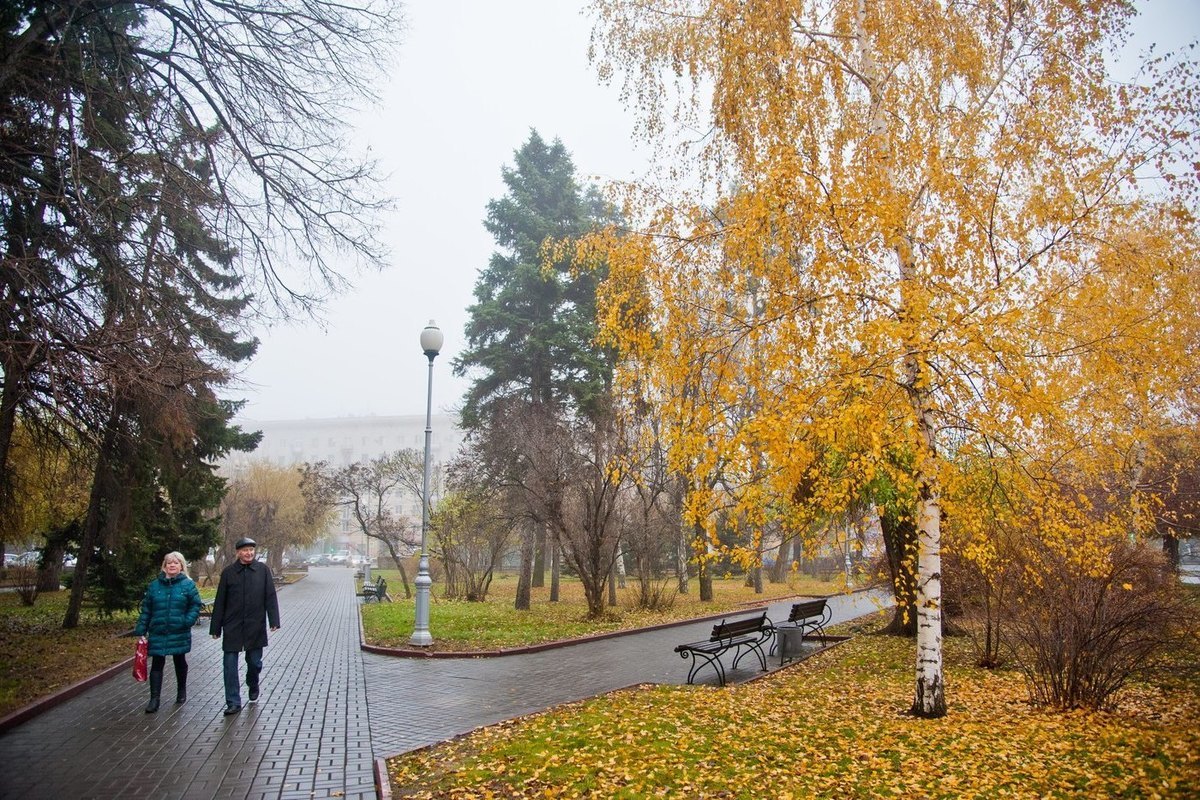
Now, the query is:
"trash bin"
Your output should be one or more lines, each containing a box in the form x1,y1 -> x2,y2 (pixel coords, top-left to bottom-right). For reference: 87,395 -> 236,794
776,625 -> 806,665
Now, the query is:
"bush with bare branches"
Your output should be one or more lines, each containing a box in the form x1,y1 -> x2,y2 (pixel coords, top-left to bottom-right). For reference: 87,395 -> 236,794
1004,540 -> 1190,710
10,564 -> 39,606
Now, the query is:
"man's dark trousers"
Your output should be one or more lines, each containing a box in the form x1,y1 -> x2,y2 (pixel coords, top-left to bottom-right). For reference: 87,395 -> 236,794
224,648 -> 263,706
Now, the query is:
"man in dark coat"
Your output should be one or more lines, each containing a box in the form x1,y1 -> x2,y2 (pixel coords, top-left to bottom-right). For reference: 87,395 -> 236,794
210,537 -> 280,715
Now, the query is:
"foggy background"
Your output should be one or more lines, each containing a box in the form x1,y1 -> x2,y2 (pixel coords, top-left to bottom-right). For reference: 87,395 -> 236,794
233,0 -> 1198,424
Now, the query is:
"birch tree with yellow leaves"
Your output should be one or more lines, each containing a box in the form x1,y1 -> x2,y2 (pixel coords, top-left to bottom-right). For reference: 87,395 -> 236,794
584,0 -> 1199,717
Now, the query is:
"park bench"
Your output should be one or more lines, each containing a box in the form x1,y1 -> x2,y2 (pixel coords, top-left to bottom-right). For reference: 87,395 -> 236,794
781,598 -> 830,638
673,611 -> 775,686
772,598 -> 831,664
357,576 -> 389,603
195,600 -> 212,625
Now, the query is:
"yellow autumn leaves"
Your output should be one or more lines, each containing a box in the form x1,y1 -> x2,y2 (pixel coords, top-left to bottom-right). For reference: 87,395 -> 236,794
387,616 -> 1200,797
576,0 -> 1200,716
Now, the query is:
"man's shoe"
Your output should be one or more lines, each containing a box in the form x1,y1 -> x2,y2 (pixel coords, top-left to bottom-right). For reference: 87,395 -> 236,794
223,703 -> 241,716
248,688 -> 259,703
145,697 -> 160,714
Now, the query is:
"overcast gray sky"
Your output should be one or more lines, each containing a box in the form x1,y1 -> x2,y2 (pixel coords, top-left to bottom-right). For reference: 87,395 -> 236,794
232,0 -> 1199,424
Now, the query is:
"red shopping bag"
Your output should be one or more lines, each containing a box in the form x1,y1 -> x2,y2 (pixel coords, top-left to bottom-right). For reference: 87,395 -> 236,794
133,638 -> 149,682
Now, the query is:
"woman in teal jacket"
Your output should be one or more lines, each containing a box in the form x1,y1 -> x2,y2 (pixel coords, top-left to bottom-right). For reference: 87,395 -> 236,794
135,551 -> 203,712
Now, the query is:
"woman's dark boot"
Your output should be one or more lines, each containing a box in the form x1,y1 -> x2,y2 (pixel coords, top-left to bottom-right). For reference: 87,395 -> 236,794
175,661 -> 188,704
145,670 -> 162,713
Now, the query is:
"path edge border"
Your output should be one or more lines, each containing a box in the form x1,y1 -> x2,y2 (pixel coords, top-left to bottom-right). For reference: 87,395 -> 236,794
0,656 -> 133,735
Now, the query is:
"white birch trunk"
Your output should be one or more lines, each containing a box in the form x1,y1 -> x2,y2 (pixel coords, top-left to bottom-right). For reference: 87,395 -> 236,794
856,0 -> 947,718
912,463 -> 947,717
903,303 -> 948,718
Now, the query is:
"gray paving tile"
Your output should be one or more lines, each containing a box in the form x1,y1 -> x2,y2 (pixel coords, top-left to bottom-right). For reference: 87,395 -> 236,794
0,567 -> 372,800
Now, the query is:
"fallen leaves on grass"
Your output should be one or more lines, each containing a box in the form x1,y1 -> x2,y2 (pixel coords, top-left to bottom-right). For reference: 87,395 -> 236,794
0,591 -> 136,718
387,626 -> 1200,798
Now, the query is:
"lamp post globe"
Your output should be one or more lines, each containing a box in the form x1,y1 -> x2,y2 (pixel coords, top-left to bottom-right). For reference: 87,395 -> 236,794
410,320 -> 442,646
420,322 -> 444,359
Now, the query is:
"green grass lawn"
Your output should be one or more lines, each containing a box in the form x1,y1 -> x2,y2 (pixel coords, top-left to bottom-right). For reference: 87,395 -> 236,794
0,590 -> 138,718
386,611 -> 1200,798
359,570 -> 839,650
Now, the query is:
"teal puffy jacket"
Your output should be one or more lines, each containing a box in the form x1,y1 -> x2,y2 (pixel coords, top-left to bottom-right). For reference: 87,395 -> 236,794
135,573 -> 203,656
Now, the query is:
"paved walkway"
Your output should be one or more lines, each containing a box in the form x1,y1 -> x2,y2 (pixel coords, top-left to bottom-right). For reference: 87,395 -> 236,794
0,568 -> 889,799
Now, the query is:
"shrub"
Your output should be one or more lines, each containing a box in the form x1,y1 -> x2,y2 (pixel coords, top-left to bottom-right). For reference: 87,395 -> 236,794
949,545 -> 1021,668
629,572 -> 677,612
11,564 -> 39,606
1004,539 -> 1190,710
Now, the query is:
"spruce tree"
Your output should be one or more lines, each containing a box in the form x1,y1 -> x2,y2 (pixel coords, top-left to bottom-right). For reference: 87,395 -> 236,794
454,130 -> 614,428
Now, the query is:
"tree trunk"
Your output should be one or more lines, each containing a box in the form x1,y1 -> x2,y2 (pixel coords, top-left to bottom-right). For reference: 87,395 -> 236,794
549,538 -> 561,602
979,588 -> 1003,668
1128,438 -> 1147,543
911,482 -> 946,717
36,542 -> 64,592
583,578 -> 606,618
909,417 -> 946,717
397,560 -> 412,599
615,546 -> 626,589
636,551 -> 652,605
532,523 -> 546,587
676,526 -> 689,594
770,535 -> 789,583
515,525 -> 534,611
854,0 -> 944,715
1162,535 -> 1180,570
381,540 -> 412,598
694,521 -> 713,601
64,417 -> 122,629
0,359 -> 24,558
879,511 -> 918,636
608,562 -> 618,607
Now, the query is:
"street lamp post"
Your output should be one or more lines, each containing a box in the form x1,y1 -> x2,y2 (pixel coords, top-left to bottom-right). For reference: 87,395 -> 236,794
409,320 -> 443,646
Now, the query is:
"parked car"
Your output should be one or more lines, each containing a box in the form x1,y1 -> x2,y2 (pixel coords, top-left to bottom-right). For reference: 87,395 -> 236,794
2,553 -> 18,567
330,550 -> 351,566
13,551 -> 40,567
